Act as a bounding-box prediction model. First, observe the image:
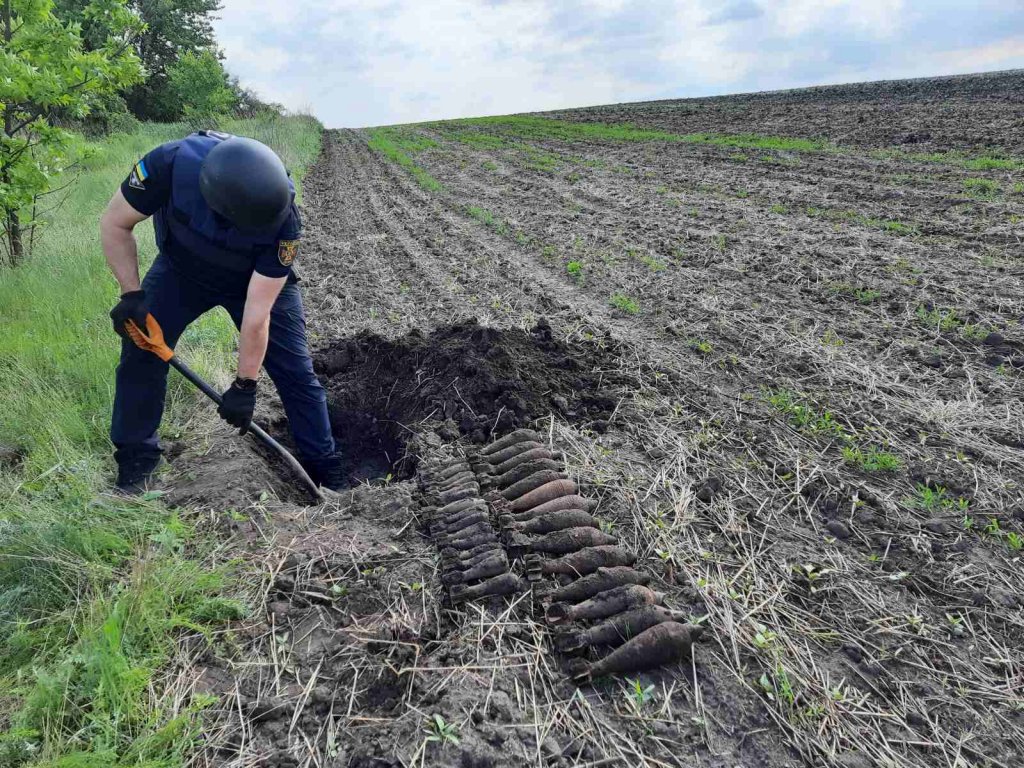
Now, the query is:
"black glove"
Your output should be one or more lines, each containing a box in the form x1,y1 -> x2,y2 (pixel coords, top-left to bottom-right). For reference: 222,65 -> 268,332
110,290 -> 149,340
218,377 -> 257,435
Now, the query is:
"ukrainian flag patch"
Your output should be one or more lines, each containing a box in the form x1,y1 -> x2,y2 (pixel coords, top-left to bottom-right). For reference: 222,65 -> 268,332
128,159 -> 148,190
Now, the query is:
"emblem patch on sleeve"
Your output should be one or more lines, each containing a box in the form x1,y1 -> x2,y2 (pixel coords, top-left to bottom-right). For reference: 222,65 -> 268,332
278,239 -> 299,267
128,159 -> 148,190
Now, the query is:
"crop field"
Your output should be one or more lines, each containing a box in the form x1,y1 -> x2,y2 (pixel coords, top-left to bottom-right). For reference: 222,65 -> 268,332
175,72 -> 1022,768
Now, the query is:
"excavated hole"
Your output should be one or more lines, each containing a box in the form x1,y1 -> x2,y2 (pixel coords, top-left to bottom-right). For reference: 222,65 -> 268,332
326,406 -> 415,488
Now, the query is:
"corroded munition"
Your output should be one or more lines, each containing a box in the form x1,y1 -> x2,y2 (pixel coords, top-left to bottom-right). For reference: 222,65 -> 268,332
569,622 -> 704,683
433,498 -> 483,518
441,532 -> 499,556
545,584 -> 661,625
450,572 -> 526,603
500,509 -> 597,535
435,462 -> 471,481
501,470 -> 567,502
437,485 -> 480,505
554,606 -> 679,653
489,447 -> 559,475
506,494 -> 598,521
442,542 -> 503,564
480,440 -> 544,467
442,554 -> 508,585
531,546 -> 636,577
547,566 -> 651,604
512,526 -> 617,555
432,512 -> 489,537
435,521 -> 491,543
434,471 -> 476,491
491,459 -> 563,491
480,429 -> 543,456
510,479 -> 578,512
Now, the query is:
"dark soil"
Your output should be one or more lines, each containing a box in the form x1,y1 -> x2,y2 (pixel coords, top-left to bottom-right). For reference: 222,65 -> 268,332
314,318 -> 625,444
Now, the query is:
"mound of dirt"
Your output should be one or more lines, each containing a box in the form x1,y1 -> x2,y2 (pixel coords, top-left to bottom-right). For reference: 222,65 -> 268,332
314,318 -> 625,456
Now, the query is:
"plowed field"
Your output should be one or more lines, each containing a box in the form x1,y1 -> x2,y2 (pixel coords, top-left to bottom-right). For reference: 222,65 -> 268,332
181,71 -> 1024,768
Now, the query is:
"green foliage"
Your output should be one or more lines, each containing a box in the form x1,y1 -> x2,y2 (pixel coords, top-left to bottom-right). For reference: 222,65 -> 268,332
424,715 -> 460,746
163,50 -> 238,127
566,260 -> 583,281
915,305 -> 962,333
367,128 -> 442,192
623,678 -> 657,711
904,485 -> 969,513
764,389 -> 848,440
841,445 -> 902,472
610,293 -> 640,314
467,205 -> 496,227
688,338 -> 712,355
0,0 -> 144,264
770,203 -> 788,214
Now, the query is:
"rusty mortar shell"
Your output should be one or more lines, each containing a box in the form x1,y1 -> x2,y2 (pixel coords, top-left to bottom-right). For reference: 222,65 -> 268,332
431,511 -> 489,537
441,542 -> 503,565
529,546 -> 636,578
434,521 -> 492,544
449,572 -> 526,604
489,446 -> 560,475
506,495 -> 597,521
547,566 -> 650,604
568,622 -> 704,684
545,584 -> 662,625
432,498 -> 484,519
499,509 -> 597,535
442,553 -> 509,585
479,429 -> 542,456
437,485 -> 480,505
477,440 -> 544,468
510,479 -> 578,512
441,531 -> 499,556
554,606 -> 680,654
491,459 -> 563,492
502,472 -> 570,503
510,526 -> 617,556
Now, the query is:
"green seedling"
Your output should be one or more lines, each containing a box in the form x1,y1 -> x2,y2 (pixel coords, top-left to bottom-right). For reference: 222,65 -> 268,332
624,678 -> 657,711
963,177 -> 1000,198
1006,532 -> 1023,551
566,260 -> 583,282
688,338 -> 713,355
841,445 -> 902,472
424,714 -> 460,746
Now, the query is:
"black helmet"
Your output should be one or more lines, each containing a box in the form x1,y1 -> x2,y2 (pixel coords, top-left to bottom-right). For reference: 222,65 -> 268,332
199,136 -> 291,232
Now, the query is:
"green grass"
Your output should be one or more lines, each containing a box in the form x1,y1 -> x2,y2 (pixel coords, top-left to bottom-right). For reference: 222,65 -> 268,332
433,115 -> 832,153
962,177 -> 1000,198
366,127 -> 443,192
609,293 -> 640,314
842,445 -> 902,472
0,114 -> 323,766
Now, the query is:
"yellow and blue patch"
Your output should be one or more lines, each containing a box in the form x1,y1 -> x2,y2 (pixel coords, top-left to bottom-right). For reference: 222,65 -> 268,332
128,159 -> 149,190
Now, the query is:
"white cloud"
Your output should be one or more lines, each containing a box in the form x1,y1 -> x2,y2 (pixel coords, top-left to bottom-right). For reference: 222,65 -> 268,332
212,0 -> 1024,127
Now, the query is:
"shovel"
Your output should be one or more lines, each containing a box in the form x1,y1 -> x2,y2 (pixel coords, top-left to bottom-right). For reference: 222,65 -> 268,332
125,313 -> 325,502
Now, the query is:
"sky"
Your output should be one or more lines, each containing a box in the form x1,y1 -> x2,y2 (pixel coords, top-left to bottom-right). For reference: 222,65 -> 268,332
213,0 -> 1024,128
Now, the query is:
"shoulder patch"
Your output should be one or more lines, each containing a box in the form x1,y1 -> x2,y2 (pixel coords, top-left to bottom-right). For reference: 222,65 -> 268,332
278,239 -> 299,267
128,159 -> 148,190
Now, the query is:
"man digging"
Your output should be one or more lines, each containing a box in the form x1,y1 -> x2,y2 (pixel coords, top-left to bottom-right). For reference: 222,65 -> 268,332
101,131 -> 345,493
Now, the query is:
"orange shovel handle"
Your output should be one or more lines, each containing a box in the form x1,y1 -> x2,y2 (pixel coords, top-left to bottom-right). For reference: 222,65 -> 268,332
126,314 -> 174,362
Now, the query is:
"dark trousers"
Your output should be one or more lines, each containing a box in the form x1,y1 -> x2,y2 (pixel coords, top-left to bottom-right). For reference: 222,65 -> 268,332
111,254 -> 335,469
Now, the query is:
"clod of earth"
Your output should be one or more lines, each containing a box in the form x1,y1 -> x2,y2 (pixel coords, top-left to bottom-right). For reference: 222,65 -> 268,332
569,621 -> 704,683
554,606 -> 683,654
450,572 -> 526,603
509,479 -> 579,512
545,584 -> 662,625
499,508 -> 597,535
479,428 -> 544,456
500,470 -> 569,502
510,526 -> 618,555
527,545 -> 637,577
546,566 -> 652,604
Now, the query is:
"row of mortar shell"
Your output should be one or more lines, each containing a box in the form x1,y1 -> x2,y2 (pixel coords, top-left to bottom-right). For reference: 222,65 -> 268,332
421,455 -> 521,605
473,430 -> 704,681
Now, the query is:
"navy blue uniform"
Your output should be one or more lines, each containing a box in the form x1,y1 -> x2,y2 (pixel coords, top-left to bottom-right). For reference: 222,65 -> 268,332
111,132 -> 336,477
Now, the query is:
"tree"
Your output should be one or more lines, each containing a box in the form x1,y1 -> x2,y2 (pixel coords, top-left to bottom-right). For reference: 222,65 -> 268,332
165,49 -> 236,126
0,0 -> 143,265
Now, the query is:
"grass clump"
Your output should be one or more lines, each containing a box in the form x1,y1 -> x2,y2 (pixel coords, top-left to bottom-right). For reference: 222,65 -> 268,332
905,485 -> 969,513
610,293 -> 640,314
842,445 -> 902,472
962,177 -> 1000,198
566,260 -> 583,281
765,389 -> 848,440
367,127 -> 443,192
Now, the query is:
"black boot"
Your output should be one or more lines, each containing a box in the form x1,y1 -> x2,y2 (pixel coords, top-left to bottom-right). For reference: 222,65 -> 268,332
307,454 -> 349,491
115,454 -> 164,496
